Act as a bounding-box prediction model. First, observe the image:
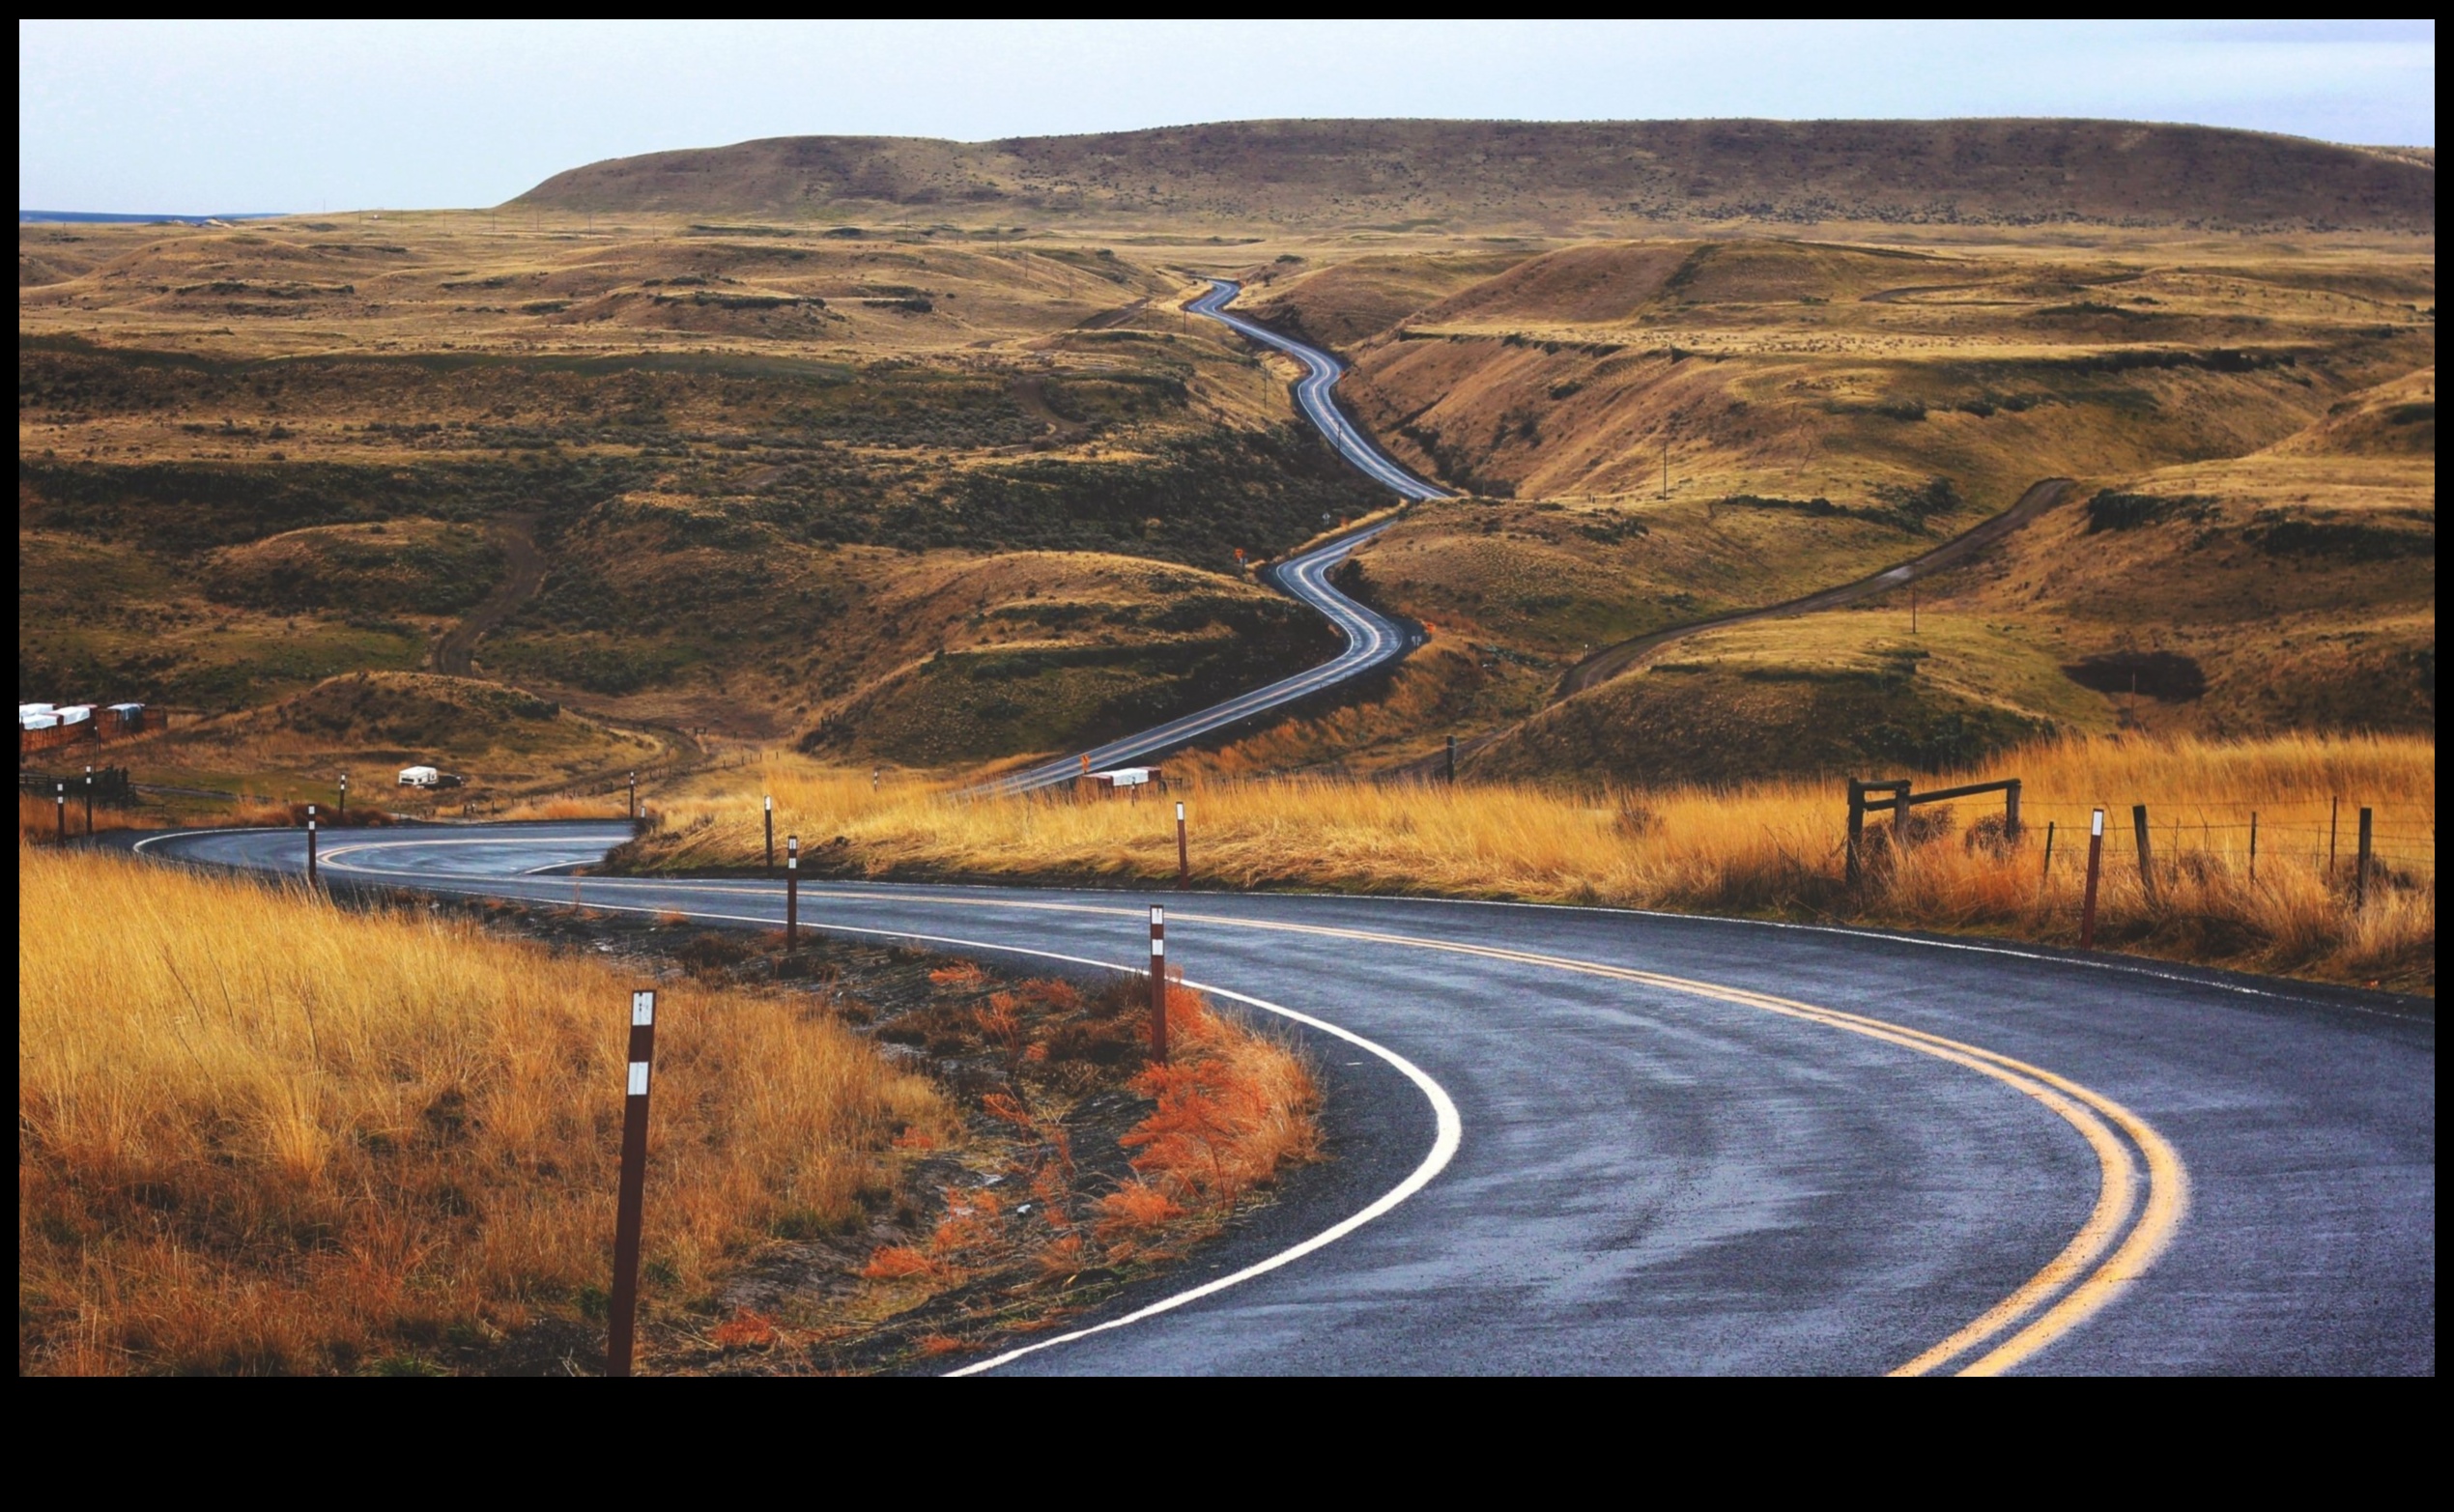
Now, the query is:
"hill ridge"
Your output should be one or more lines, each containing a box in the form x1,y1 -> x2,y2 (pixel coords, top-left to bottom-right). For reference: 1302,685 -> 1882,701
514,118 -> 2436,232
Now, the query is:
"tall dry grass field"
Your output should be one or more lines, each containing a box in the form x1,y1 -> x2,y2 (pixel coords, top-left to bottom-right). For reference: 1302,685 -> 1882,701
17,843 -> 945,1375
636,733 -> 2434,990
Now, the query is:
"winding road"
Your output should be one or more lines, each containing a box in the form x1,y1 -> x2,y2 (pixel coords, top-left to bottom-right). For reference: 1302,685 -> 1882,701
983,280 -> 1447,794
138,821 -> 2437,1376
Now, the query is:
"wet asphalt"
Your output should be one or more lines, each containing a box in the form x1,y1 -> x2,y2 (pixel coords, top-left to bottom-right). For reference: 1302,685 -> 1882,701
139,821 -> 2436,1376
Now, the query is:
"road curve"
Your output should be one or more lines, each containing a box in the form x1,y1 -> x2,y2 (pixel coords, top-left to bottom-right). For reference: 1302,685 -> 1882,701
1187,279 -> 1451,502
140,821 -> 2437,1376
982,280 -> 1446,794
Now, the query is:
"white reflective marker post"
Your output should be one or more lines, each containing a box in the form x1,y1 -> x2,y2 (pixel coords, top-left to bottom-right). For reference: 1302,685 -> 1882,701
609,988 -> 657,1377
2080,808 -> 2106,951
763,793 -> 774,871
305,803 -> 319,887
1149,904 -> 1168,1063
785,834 -> 800,952
1176,801 -> 1188,891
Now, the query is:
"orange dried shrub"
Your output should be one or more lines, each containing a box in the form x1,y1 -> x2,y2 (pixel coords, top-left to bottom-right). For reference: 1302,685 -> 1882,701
917,1334 -> 967,1356
1095,1183 -> 1186,1241
710,1309 -> 779,1348
928,963 -> 988,989
1034,1235 -> 1088,1280
1123,985 -> 1320,1209
977,992 -> 1025,1061
860,1246 -> 939,1281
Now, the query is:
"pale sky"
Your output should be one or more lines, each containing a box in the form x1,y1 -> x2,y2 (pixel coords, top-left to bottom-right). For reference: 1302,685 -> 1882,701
18,18 -> 2438,214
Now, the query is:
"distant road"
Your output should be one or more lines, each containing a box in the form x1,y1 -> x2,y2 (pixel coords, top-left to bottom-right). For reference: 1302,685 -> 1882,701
141,819 -> 2438,1376
983,280 -> 1447,793
1556,477 -> 2077,698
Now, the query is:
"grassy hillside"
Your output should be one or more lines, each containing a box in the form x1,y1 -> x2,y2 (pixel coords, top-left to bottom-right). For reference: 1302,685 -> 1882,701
1176,235 -> 2433,782
514,120 -> 2436,235
1472,365 -> 2435,785
18,213 -> 1381,785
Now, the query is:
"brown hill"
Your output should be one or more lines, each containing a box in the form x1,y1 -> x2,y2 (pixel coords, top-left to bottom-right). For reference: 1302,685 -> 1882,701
514,119 -> 2436,233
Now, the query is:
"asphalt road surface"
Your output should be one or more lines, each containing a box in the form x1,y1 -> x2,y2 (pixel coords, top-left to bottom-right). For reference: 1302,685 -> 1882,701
982,280 -> 1446,794
140,821 -> 2437,1376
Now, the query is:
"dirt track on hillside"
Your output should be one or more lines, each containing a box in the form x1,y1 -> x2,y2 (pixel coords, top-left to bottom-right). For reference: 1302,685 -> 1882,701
432,513 -> 544,677
1555,476 -> 2076,698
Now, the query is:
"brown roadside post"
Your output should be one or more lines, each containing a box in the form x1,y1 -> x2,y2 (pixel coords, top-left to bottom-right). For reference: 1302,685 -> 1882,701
763,794 -> 775,872
785,835 -> 800,952
306,804 -> 319,887
1175,800 -> 1189,890
83,765 -> 94,836
54,783 -> 66,842
2355,808 -> 2374,910
627,771 -> 637,821
2132,804 -> 2158,903
2248,813 -> 2259,883
872,765 -> 882,792
2040,820 -> 2056,884
608,988 -> 657,1378
1446,734 -> 1458,784
2327,796 -> 2340,877
1148,904 -> 1168,1064
2079,808 -> 2106,950
2004,779 -> 2022,841
338,771 -> 349,817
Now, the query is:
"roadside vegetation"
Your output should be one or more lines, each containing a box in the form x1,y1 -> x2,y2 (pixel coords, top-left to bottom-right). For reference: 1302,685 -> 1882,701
625,733 -> 2435,995
17,844 -> 1319,1374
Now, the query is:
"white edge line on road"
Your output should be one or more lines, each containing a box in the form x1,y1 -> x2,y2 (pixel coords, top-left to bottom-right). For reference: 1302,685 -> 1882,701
946,968 -> 1463,1377
235,858 -> 1466,1380
145,823 -> 2409,1019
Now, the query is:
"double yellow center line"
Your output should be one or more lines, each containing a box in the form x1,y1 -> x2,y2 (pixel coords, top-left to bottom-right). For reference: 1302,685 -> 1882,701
328,851 -> 2191,1375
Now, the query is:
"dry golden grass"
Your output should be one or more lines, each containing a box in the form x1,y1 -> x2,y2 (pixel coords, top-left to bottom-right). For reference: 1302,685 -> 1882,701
635,733 -> 2434,992
17,842 -> 947,1375
17,791 -> 159,841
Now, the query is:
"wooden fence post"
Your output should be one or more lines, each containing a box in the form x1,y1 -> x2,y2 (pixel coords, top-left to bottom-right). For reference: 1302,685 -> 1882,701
2132,803 -> 2158,903
2355,807 -> 2374,910
1845,780 -> 1868,887
2040,819 -> 2056,883
2005,779 -> 2022,841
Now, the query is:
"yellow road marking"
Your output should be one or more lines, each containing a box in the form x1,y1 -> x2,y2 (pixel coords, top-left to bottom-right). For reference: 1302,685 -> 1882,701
314,857 -> 2190,1374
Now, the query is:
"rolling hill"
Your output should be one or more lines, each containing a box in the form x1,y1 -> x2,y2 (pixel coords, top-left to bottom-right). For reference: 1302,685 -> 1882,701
515,119 -> 2436,234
